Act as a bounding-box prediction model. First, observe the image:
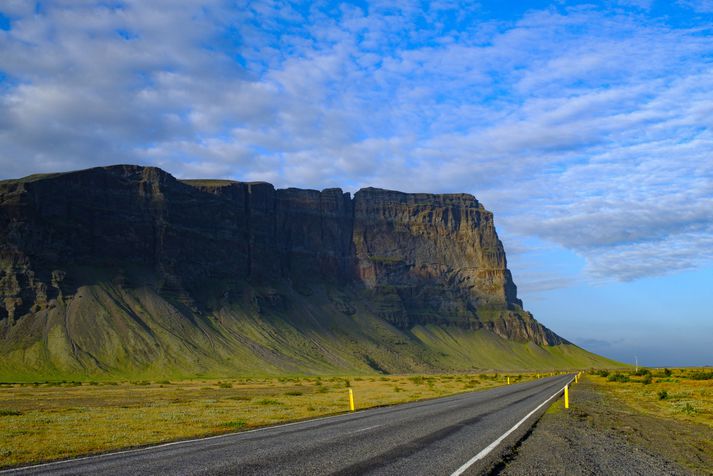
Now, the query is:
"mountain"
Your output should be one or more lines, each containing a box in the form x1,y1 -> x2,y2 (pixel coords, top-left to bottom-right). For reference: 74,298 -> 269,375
0,165 -> 618,380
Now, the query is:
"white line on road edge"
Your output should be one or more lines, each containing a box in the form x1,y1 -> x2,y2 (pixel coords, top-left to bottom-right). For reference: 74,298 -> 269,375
6,380 -> 510,475
0,407 -> 372,474
0,378 -> 526,474
1,375 -> 566,475
450,376 -> 575,476
3,382 -> 498,475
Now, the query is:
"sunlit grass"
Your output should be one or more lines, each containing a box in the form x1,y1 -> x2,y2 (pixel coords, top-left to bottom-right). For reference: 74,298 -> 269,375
0,372 -> 550,468
588,367 -> 713,428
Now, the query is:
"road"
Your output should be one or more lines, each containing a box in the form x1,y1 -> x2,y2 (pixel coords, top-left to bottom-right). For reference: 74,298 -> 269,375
6,374 -> 573,476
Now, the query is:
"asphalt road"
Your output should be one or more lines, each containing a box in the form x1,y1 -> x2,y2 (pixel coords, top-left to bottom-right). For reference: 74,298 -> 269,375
6,374 -> 573,476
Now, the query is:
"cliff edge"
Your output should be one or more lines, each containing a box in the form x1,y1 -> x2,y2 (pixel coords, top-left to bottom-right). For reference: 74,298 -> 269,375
0,165 -> 613,379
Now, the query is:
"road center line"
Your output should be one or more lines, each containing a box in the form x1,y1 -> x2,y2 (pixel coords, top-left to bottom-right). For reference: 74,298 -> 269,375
450,377 -> 575,476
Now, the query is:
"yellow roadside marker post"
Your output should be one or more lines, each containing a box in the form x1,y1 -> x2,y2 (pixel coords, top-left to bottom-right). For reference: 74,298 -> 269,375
564,384 -> 569,409
348,388 -> 355,412
507,376 -> 510,385
575,374 -> 578,384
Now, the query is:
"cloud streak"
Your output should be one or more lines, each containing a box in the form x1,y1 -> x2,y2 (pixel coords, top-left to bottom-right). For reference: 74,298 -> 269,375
0,1 -> 712,283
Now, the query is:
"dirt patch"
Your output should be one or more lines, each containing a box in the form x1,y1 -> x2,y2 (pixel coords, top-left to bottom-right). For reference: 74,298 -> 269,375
495,379 -> 712,475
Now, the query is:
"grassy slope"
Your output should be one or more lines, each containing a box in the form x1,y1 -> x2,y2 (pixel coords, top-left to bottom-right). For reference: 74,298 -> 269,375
0,282 -> 621,381
411,325 -> 623,370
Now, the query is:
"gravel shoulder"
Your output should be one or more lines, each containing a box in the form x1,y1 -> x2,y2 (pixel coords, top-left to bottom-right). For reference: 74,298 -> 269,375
494,378 -> 713,475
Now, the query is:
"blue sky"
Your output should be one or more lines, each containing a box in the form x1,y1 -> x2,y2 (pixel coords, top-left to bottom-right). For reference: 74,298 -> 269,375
1,1 -> 712,366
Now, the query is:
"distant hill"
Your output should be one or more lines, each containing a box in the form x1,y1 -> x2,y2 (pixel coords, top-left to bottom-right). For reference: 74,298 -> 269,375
0,165 -> 620,380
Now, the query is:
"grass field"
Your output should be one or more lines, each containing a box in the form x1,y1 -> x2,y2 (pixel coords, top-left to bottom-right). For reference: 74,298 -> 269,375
588,367 -> 713,428
584,368 -> 713,473
0,372 -> 554,469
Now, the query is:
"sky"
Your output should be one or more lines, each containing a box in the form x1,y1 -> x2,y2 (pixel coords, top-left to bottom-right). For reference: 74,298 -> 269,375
0,0 -> 711,367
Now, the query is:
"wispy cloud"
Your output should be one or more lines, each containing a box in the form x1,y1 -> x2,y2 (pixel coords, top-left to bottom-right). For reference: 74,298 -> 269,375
679,0 -> 713,13
0,1 -> 712,283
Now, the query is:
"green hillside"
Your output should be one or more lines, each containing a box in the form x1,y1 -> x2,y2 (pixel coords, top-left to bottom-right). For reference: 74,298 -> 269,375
0,282 -> 622,382
0,166 -> 625,381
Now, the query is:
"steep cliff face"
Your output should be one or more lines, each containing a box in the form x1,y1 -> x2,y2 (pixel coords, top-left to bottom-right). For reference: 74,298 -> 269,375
0,166 -> 247,317
353,188 -> 521,330
0,165 -> 585,379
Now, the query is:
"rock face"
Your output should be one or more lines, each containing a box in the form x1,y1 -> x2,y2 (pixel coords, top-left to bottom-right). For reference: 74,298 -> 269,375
0,165 -> 572,378
353,188 -> 519,328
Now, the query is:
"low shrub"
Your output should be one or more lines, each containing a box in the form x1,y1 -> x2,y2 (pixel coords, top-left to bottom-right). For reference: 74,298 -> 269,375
688,371 -> 713,380
642,374 -> 652,385
658,390 -> 668,400
633,368 -> 651,377
284,391 -> 303,396
607,373 -> 630,383
0,409 -> 22,416
595,370 -> 610,378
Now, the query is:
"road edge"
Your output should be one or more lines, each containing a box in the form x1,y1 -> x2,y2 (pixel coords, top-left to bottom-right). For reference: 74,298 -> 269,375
450,376 -> 575,475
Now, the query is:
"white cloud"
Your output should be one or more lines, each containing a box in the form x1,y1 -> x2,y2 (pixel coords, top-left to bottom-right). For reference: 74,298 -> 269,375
0,1 -> 712,283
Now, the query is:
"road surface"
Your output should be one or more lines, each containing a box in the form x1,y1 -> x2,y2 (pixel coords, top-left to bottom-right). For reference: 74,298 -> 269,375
5,374 -> 573,475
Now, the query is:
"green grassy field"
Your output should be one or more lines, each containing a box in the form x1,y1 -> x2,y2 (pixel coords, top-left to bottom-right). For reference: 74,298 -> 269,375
588,367 -> 713,428
582,368 -> 713,474
0,372 -> 560,469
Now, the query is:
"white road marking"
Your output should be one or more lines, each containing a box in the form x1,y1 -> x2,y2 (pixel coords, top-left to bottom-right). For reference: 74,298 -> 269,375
348,424 -> 383,434
0,408 -> 371,474
3,385 -> 477,475
1,376 -> 565,475
450,377 -> 575,476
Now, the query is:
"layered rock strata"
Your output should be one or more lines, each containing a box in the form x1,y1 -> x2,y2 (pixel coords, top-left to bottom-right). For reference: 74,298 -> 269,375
0,165 -> 564,374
